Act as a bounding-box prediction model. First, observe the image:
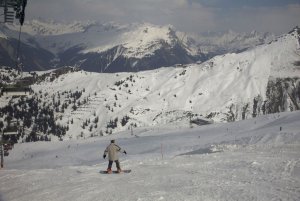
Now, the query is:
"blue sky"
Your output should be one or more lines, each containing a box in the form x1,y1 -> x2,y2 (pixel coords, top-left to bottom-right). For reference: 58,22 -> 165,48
27,0 -> 300,35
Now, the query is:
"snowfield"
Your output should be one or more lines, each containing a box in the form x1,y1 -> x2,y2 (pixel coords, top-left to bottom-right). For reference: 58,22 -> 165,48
1,111 -> 300,201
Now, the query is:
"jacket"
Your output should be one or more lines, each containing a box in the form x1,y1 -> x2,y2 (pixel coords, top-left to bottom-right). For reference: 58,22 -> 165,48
104,143 -> 124,161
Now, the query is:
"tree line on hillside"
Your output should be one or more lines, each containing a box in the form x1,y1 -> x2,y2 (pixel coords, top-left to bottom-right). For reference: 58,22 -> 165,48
0,95 -> 68,143
0,87 -> 84,143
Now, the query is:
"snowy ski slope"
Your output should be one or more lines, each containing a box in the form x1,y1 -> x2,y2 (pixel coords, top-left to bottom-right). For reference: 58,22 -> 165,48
0,111 -> 299,201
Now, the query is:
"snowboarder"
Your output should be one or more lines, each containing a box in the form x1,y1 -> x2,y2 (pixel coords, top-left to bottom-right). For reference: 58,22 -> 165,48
103,140 -> 127,173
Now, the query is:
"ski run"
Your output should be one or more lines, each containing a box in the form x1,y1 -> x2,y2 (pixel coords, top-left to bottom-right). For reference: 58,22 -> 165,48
0,111 -> 299,201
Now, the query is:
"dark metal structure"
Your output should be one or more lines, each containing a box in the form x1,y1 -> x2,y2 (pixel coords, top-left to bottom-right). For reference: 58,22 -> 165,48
0,0 -> 28,70
0,0 -> 27,25
0,1 -> 28,169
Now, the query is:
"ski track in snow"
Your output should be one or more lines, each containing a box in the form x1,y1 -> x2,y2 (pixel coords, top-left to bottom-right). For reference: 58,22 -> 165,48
0,111 -> 300,201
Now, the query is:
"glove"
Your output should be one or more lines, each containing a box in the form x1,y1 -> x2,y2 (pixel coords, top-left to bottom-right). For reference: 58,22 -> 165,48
123,151 -> 127,154
103,154 -> 106,159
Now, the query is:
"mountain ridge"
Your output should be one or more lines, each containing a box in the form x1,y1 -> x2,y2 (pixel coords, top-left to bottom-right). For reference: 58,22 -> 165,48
0,20 -> 276,72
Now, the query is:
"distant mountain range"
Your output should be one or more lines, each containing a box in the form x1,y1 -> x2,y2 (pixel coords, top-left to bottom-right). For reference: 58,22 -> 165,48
0,19 -> 275,72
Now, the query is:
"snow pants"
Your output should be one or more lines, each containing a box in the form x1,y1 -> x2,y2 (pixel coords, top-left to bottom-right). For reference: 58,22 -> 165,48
108,160 -> 121,170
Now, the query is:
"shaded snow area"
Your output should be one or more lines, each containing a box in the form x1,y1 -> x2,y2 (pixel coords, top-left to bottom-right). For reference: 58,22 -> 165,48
1,111 -> 300,201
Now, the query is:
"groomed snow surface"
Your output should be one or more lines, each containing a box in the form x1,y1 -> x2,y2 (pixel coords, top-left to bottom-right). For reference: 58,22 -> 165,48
1,111 -> 300,201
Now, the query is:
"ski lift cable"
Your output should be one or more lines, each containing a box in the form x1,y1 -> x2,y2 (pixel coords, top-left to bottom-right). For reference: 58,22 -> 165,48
16,24 -> 23,77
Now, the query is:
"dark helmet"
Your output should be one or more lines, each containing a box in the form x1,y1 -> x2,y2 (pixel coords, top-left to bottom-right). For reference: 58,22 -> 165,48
111,139 -> 115,143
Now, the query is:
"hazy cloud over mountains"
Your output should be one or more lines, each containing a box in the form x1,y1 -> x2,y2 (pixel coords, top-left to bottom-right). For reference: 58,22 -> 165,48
27,0 -> 300,34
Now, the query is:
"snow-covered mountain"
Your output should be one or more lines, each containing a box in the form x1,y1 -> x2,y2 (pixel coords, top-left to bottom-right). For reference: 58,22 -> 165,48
6,19 -> 97,36
1,23 -> 299,201
0,20 -> 275,72
1,27 -> 299,142
185,29 -> 275,56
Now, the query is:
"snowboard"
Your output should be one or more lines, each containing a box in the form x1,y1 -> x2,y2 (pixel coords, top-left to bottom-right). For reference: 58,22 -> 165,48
100,170 -> 131,174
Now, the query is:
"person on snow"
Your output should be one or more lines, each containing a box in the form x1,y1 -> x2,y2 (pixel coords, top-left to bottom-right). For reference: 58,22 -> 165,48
103,139 -> 127,173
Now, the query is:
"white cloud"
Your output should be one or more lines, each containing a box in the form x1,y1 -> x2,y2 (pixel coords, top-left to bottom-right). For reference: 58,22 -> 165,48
215,4 -> 300,34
